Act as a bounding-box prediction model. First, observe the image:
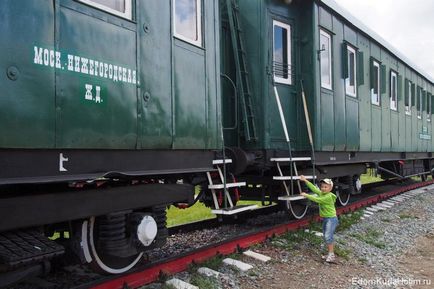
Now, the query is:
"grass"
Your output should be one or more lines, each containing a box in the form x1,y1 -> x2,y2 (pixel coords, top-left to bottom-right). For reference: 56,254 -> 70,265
48,231 -> 70,240
334,244 -> 352,260
166,201 -> 214,227
272,223 -> 323,251
398,213 -> 417,219
361,169 -> 383,184
350,228 -> 386,249
166,194 -> 264,227
190,273 -> 219,289
336,210 -> 364,232
190,255 -> 225,271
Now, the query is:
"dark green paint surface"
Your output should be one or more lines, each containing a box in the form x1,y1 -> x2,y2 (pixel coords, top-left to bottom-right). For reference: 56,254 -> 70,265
220,0 -> 434,153
1,0 -> 222,151
0,0 -> 55,148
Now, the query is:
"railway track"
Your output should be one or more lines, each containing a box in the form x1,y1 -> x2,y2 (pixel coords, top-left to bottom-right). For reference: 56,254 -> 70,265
7,179 -> 433,289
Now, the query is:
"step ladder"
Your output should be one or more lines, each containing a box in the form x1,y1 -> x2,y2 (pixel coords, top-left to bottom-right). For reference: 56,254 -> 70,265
272,85 -> 317,204
225,0 -> 257,142
271,157 -> 316,201
207,159 -> 257,215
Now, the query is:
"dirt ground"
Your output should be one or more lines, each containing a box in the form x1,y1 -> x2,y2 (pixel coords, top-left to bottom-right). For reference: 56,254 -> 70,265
237,234 -> 433,289
396,233 -> 434,288
237,244 -> 376,289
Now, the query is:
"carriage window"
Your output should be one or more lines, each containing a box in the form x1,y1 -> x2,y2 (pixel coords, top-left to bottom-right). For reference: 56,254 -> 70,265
345,45 -> 357,97
174,0 -> 202,47
79,0 -> 132,19
405,80 -> 412,115
428,93 -> 431,122
320,29 -> 332,89
371,60 -> 380,105
273,20 -> 292,85
390,71 -> 397,111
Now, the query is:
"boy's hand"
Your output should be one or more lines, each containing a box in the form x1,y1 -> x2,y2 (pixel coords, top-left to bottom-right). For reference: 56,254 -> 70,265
300,192 -> 308,197
299,175 -> 306,182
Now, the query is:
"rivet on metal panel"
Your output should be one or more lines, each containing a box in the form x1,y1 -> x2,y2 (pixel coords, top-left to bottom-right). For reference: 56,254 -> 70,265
6,66 -> 19,81
143,92 -> 151,102
143,23 -> 150,33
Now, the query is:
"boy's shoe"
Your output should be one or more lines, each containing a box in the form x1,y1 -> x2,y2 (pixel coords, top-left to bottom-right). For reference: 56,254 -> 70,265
325,253 -> 336,263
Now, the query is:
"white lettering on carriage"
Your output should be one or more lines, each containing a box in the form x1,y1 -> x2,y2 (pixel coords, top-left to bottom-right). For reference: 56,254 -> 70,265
59,153 -> 69,172
33,45 -> 138,86
84,84 -> 103,104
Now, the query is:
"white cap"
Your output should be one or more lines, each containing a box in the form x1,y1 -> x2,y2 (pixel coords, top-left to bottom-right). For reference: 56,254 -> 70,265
320,178 -> 333,187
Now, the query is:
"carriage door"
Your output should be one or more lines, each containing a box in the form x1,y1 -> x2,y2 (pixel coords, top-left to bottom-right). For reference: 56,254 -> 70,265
55,0 -> 138,149
171,0 -> 208,149
269,17 -> 298,148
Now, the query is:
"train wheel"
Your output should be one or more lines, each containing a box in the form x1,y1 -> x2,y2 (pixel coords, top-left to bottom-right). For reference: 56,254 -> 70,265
353,175 -> 362,194
336,189 -> 350,206
283,200 -> 309,219
79,216 -> 145,274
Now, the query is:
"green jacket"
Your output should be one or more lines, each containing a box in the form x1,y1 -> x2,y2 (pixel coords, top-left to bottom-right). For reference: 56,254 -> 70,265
304,180 -> 337,218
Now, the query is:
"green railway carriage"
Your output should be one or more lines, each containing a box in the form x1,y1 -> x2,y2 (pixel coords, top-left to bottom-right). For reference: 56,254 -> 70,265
1,0 -> 434,282
219,0 -> 434,218
0,0 -> 225,278
222,0 -> 434,153
221,0 -> 434,176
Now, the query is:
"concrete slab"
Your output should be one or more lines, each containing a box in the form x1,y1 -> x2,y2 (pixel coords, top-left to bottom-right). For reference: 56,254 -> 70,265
166,278 -> 199,289
371,205 -> 387,210
223,258 -> 253,271
366,207 -> 379,212
381,201 -> 395,206
197,267 -> 220,278
376,203 -> 393,209
243,250 -> 271,262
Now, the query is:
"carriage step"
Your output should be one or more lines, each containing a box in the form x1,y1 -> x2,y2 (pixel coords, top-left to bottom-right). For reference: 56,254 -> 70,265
273,176 -> 315,181
212,159 -> 233,165
211,205 -> 258,215
208,182 -> 246,189
278,195 -> 307,201
0,230 -> 64,270
270,157 -> 312,162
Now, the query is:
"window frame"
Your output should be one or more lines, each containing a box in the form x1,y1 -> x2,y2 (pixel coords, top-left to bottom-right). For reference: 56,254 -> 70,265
427,92 -> 431,122
273,20 -> 292,85
390,70 -> 398,111
345,44 -> 357,97
319,29 -> 332,90
173,0 -> 202,47
371,60 -> 380,106
417,87 -> 422,119
78,0 -> 132,19
405,80 -> 412,115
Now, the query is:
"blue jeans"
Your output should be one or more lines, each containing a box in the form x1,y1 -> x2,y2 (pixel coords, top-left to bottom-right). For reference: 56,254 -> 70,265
322,217 -> 339,244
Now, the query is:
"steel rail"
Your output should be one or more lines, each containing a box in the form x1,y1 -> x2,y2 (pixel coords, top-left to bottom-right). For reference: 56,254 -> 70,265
89,179 -> 434,289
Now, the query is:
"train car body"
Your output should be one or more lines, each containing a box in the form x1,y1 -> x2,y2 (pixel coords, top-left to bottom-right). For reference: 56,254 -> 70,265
221,0 -> 434,176
0,0 -> 225,278
1,0 -> 434,282
0,0 -> 222,184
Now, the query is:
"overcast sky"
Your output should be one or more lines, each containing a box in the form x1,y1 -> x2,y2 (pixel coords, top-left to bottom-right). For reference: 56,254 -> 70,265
333,0 -> 434,79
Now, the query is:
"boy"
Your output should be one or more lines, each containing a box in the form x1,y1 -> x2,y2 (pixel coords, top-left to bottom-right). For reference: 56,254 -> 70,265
299,175 -> 338,263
